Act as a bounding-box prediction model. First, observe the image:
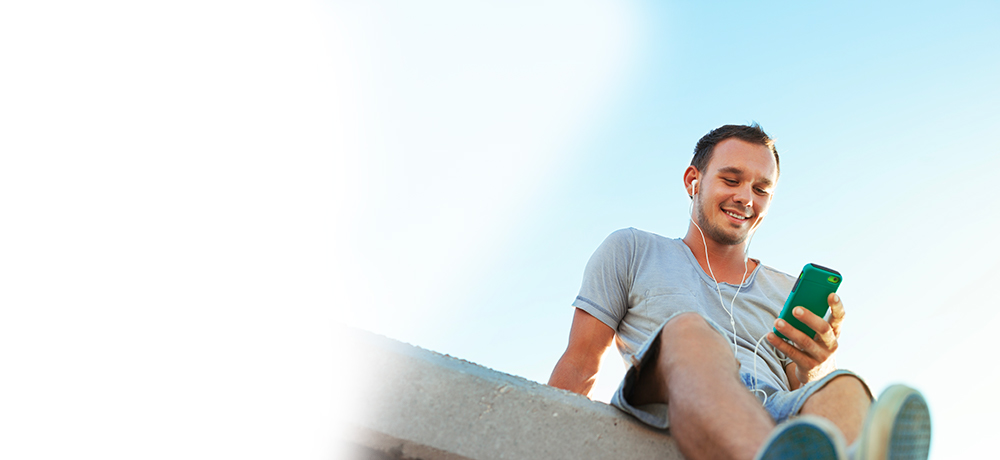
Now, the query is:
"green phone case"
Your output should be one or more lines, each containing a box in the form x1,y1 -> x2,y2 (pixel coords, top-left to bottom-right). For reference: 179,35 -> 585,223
774,263 -> 842,341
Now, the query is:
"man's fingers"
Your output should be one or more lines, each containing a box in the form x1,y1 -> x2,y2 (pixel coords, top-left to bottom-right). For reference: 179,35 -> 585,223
827,293 -> 846,336
774,317 -> 810,346
791,307 -> 837,350
774,316 -> 835,358
766,332 -> 815,368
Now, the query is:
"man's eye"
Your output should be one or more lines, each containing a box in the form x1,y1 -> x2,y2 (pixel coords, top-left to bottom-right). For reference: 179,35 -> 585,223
723,178 -> 738,185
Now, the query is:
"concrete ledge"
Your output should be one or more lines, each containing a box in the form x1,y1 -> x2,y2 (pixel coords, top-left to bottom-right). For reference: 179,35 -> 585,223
345,330 -> 681,460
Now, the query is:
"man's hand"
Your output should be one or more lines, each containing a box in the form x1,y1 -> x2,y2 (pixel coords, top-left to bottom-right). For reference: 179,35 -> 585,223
767,292 -> 845,388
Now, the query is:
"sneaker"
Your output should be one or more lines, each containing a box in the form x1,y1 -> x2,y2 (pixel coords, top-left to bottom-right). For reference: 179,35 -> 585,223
755,415 -> 848,460
853,384 -> 932,460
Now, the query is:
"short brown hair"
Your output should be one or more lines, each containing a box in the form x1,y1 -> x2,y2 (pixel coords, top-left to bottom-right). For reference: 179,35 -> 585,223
691,123 -> 779,176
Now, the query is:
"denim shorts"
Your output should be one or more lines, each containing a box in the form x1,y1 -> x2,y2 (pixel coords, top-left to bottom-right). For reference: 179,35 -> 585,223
610,311 -> 873,430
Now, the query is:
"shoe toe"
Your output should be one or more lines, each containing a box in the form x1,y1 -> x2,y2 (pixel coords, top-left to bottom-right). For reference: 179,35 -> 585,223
756,416 -> 846,460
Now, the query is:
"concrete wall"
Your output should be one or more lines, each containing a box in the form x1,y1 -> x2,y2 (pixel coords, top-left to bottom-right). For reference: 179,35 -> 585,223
343,329 -> 681,460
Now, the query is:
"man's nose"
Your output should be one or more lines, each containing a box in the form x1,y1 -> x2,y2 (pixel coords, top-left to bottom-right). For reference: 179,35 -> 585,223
733,184 -> 754,207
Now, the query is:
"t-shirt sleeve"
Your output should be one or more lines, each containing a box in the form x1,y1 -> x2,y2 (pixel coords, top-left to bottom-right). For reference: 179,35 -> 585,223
571,228 -> 635,331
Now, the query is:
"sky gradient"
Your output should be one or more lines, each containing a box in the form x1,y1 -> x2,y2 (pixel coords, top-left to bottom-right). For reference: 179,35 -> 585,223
331,2 -> 999,458
3,1 -> 998,459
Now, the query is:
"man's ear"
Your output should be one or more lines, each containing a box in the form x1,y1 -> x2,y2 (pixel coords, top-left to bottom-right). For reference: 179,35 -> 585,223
683,166 -> 700,198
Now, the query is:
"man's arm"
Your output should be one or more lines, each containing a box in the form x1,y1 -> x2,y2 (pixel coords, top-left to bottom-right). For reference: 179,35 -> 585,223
547,308 -> 616,397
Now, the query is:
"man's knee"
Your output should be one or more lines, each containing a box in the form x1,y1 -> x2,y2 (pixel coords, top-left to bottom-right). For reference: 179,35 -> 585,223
823,375 -> 871,398
656,312 -> 736,369
804,374 -> 872,409
629,312 -> 740,405
660,312 -> 729,348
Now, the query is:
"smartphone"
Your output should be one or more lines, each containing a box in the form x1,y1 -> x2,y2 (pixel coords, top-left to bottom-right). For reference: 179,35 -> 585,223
774,263 -> 842,341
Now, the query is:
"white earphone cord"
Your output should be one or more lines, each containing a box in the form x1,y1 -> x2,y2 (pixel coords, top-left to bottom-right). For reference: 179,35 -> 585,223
688,183 -> 771,405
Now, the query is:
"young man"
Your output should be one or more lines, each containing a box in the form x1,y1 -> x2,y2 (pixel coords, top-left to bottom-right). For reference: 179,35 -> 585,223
548,124 -> 931,460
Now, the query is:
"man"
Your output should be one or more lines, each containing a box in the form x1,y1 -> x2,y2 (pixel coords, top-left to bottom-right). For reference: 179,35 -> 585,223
548,124 -> 931,460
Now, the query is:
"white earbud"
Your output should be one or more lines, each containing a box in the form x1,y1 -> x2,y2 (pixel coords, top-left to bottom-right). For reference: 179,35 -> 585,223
690,179 -> 699,196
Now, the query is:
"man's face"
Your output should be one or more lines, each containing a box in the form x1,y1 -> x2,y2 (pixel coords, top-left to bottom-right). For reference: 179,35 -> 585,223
692,138 -> 778,246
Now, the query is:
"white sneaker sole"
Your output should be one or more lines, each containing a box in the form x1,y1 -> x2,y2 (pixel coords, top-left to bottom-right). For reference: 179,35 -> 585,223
856,384 -> 932,460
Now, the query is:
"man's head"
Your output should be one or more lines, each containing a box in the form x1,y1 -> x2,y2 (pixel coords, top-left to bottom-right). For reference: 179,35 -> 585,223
684,123 -> 779,246
690,123 -> 779,191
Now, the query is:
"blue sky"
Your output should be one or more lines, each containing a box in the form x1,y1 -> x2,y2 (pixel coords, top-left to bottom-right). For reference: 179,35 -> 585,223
2,1 -> 998,459
331,2 -> 1000,458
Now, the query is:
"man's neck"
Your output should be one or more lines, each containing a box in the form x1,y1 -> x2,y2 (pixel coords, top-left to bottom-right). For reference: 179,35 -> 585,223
682,229 -> 757,284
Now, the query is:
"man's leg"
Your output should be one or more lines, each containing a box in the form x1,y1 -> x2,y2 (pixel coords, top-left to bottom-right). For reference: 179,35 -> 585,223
798,374 -> 871,444
629,313 -> 774,460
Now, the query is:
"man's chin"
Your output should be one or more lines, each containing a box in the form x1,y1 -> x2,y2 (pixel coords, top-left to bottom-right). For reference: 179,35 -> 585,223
705,228 -> 748,246
721,236 -> 748,246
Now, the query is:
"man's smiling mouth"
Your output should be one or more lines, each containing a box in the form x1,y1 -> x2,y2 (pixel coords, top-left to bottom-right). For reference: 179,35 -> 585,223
724,210 -> 750,220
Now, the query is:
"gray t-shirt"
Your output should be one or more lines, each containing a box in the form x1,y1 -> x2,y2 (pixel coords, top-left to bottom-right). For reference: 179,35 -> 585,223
573,227 -> 797,392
